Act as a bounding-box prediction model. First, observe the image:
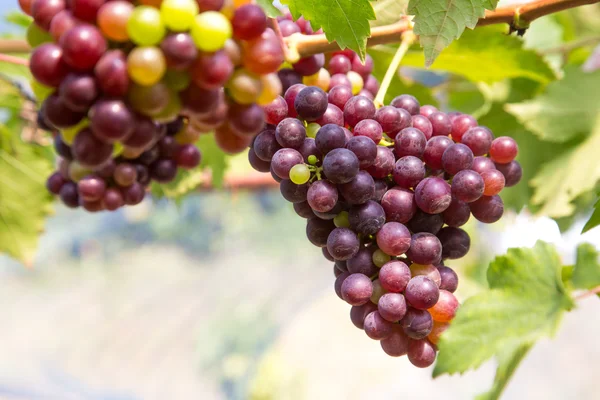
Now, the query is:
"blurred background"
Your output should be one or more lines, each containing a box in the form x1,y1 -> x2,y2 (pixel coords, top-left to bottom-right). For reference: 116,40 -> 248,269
2,1 -> 600,399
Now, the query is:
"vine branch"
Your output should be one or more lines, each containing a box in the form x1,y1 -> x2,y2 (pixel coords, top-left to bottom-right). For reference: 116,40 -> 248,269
574,285 -> 600,300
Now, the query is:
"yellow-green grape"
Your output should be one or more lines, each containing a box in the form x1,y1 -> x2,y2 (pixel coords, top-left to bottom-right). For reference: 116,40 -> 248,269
307,155 -> 318,165
372,249 -> 391,268
152,93 -> 182,122
31,80 -> 53,103
128,82 -> 170,115
289,163 -> 310,185
113,142 -> 124,157
190,11 -> 232,52
279,61 -> 293,70
370,279 -> 387,303
26,23 -> 52,47
347,71 -> 364,95
164,69 -> 191,92
257,73 -> 282,106
175,124 -> 202,144
127,46 -> 166,86
334,211 -> 350,228
61,119 -> 89,144
306,123 -> 320,138
68,161 -> 92,182
160,0 -> 198,32
122,146 -> 145,159
303,68 -> 331,92
127,6 -> 166,46
227,69 -> 262,105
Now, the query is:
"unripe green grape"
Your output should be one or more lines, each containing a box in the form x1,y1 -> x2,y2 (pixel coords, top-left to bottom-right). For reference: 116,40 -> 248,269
347,71 -> 364,95
227,69 -> 262,104
27,23 -> 52,47
191,11 -> 232,52
69,161 -> 92,182
160,0 -> 198,32
373,249 -> 391,268
127,6 -> 166,46
152,94 -> 182,122
289,163 -> 310,185
31,80 -> 53,103
61,119 -> 89,144
306,123 -> 320,138
164,69 -> 191,92
127,46 -> 166,86
370,279 -> 387,303
113,142 -> 124,157
334,211 -> 350,228
307,155 -> 318,165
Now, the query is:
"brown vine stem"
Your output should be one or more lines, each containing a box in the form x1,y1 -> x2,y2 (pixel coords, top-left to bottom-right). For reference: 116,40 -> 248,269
0,53 -> 29,66
574,285 -> 600,300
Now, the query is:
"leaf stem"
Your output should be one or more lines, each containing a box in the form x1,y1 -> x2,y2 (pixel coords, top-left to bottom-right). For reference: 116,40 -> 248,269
374,30 -> 416,107
575,285 -> 600,300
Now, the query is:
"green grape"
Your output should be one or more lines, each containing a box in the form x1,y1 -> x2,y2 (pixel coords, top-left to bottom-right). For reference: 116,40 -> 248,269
127,6 -> 166,46
164,69 -> 191,92
113,142 -> 124,157
334,211 -> 350,228
69,161 -> 92,182
127,46 -> 166,86
190,11 -> 232,52
61,119 -> 89,144
26,23 -> 52,47
372,249 -> 391,268
31,80 -> 53,103
227,69 -> 261,105
152,93 -> 182,122
347,71 -> 364,95
289,163 -> 310,185
307,155 -> 318,165
306,123 -> 320,138
370,279 -> 387,303
160,0 -> 198,32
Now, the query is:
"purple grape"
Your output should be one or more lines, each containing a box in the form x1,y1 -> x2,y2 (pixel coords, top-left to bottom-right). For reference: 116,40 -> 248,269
327,227 -> 360,261
423,136 -> 453,170
364,310 -> 394,340
366,146 -> 395,179
341,273 -> 373,305
264,96 -> 288,126
334,271 -> 350,299
442,197 -> 471,227
248,148 -> 271,172
278,69 -> 302,94
393,155 -> 425,189
59,181 -> 79,208
429,112 -> 452,137
472,156 -> 497,174
306,217 -> 336,247
376,222 -> 411,256
253,129 -> 281,161
307,179 -> 338,212
406,232 -> 443,265
347,247 -> 379,277
293,54 -> 325,76
391,94 -> 420,115
89,99 -> 135,143
275,118 -> 306,149
294,201 -> 315,219
442,143 -> 474,175
328,85 -> 353,110
349,200 -> 386,235
46,172 -> 66,195
271,148 -> 303,179
77,175 -> 106,201
380,326 -> 410,356
372,179 -> 389,202
412,115 -> 433,139
312,202 -> 345,220
339,170 -> 375,205
329,54 -> 352,74
451,169 -> 484,203
381,187 -> 416,223
161,33 -> 198,70
354,119 -> 383,144
437,265 -> 459,293
394,127 -> 427,158
343,95 -> 376,127
122,182 -> 145,205
400,308 -> 433,339
375,106 -> 411,136
315,124 -> 347,154
315,103 -> 344,126
350,302 -> 378,329
59,73 -> 98,113
451,114 -> 478,142
405,276 -> 440,310
346,136 -> 377,169
379,260 -> 411,293
414,177 -> 452,214
329,73 -> 352,90
279,179 -> 308,203
150,159 -> 177,183
438,227 -> 470,259
298,137 -> 321,163
470,195 -> 504,223
495,160 -> 523,187
43,95 -> 85,129
378,293 -> 407,322
294,86 -> 328,121
407,339 -> 436,368
103,188 -> 124,211
72,128 -> 113,168
408,209 -> 444,235
462,126 -> 494,156
364,75 -> 380,94
322,148 -> 359,184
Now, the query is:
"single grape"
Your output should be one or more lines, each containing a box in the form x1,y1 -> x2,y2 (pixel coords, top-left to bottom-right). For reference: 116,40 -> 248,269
298,137 -> 321,164
343,95 -> 376,127
437,266 -> 459,293
438,227 -> 470,260
279,179 -> 309,203
214,123 -> 253,154
461,126 -> 494,156
350,302 -> 378,330
71,0 -> 104,22
253,129 -> 280,161
376,222 -> 411,256
59,73 -> 98,113
97,1 -> 133,42
160,33 -> 198,70
307,179 -> 338,212
103,188 -> 124,211
470,195 -> 504,223
366,146 -> 394,179
364,75 -> 380,94
289,164 -> 310,185
407,339 -> 436,368
78,175 -> 106,201
248,148 -> 270,173
353,119 -> 382,143
315,124 -> 347,154
175,144 -> 201,169
347,247 -> 378,277
372,249 -> 391,268
322,148 -> 359,184
391,94 -> 420,115
375,106 -> 411,137
127,46 -> 166,86
471,156 -> 497,175
127,5 -> 166,46
43,94 -> 85,129
306,217 -> 335,247
264,96 -> 288,126
380,326 -> 410,356
419,105 -> 437,117
349,200 -> 385,235
495,160 -> 522,187
122,182 -> 146,205
344,136 -> 375,169
408,210 -> 444,235
407,233 -> 443,265
30,44 -> 69,88
72,128 -> 113,168
428,290 -> 459,322
283,83 -> 306,118
451,114 -> 478,142
400,308 -> 433,339
293,54 -> 325,77
294,86 -> 328,121
442,197 -> 470,227
423,136 -> 453,170
315,103 -> 344,127
414,177 -> 451,214
481,169 -> 506,196
404,275 -> 440,310
490,136 -> 518,163
46,172 -> 66,195
190,50 -> 234,90
442,143 -> 474,175
89,99 -> 135,143
412,115 -> 433,139
329,54 -> 352,75
393,156 -> 425,189
381,187 -> 416,224
451,169 -> 484,203
327,228 -> 360,261
379,260 -> 411,292
364,310 -> 394,340
122,116 -> 160,150
94,50 -> 130,97
341,273 -> 373,306
428,111 -> 452,137
378,293 -> 407,322
328,85 -> 353,110
333,210 -> 351,228
59,182 -> 80,208
48,9 -> 78,43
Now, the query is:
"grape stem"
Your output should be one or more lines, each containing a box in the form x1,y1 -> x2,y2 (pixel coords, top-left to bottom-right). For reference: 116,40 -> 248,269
574,285 -> 600,300
270,18 -> 301,64
374,29 -> 416,107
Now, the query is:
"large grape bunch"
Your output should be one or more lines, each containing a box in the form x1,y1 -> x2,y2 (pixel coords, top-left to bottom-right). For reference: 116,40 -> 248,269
21,0 -> 284,211
249,82 -> 522,367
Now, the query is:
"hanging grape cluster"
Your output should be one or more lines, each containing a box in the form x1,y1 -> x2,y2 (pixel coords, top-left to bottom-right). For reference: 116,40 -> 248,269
250,80 -> 522,366
22,0 -> 284,211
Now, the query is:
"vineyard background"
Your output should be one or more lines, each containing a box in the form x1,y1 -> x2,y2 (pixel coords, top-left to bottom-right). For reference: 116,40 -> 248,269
2,0 -> 600,399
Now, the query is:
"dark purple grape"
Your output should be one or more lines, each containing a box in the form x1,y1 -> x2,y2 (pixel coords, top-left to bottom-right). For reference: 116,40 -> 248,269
161,33 -> 198,70
343,95 -> 376,127
138,146 -> 160,166
228,103 -> 265,137
394,127 -> 427,158
347,247 -> 378,277
350,302 -> 378,330
298,137 -> 321,163
59,73 -> 98,113
328,85 -> 353,110
135,164 -> 150,186
438,227 -> 470,259
339,170 -> 375,205
59,181 -> 79,208
401,308 -> 433,339
437,266 -> 459,293
423,136 -> 453,170
429,112 -> 452,136
306,217 -> 335,247
391,94 -> 420,115
335,260 -> 348,272
376,222 -> 411,256
149,159 -> 177,183
405,276 -> 440,310
380,326 -> 410,356
407,233 -> 443,265
451,169 -> 484,203
103,188 -> 124,211
393,156 -> 425,189
46,172 -> 66,195
322,148 -> 359,184
412,115 -> 433,139
43,95 -> 85,129
77,175 -> 106,201
408,210 -> 444,235
278,69 -> 302,93
89,99 -> 135,143
346,136 -> 377,169
364,310 -> 395,340
294,201 -> 315,219
122,116 -> 159,151
378,293 -> 407,322
341,273 -> 373,305
472,156 -> 497,175
275,118 -> 306,149
375,106 -> 411,136
372,179 -> 389,202
407,339 -> 436,368
470,195 -> 504,223
271,148 -> 303,179
442,143 -> 474,175
294,86 -> 328,121
307,179 -> 338,212
94,50 -> 129,97
334,271 -> 350,299
495,160 -> 523,187
253,129 -> 280,161
349,200 -> 386,235
122,182 -> 145,205
323,246 -> 335,262
293,54 -> 325,76
461,126 -> 494,156
381,187 -> 416,223
327,227 -> 360,261
315,103 -> 344,126
366,146 -> 394,179
315,124 -> 347,154
442,197 -> 471,227
72,128 -> 113,168
414,177 -> 451,214
53,135 -> 72,160
279,179 -> 309,203
354,119 -> 383,144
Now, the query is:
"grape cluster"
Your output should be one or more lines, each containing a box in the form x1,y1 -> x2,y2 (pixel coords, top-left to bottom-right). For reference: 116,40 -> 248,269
250,83 -> 522,367
21,0 -> 284,211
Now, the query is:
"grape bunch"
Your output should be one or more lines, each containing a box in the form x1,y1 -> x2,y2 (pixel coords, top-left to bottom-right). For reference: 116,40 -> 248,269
21,0 -> 284,211
275,13 -> 379,99
250,83 -> 522,367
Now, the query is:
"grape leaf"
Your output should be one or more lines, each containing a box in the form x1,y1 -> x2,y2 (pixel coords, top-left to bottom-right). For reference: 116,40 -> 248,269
582,197 -> 600,233
408,0 -> 499,66
280,0 -> 376,60
402,26 -> 556,83
434,241 -> 574,377
256,0 -> 282,18
475,342 -> 532,400
370,0 -> 409,27
506,67 -> 600,143
4,11 -> 33,28
571,243 -> 600,291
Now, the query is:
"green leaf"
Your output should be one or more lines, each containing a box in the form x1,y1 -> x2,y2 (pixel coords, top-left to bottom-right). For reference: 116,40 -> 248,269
402,26 -> 556,83
528,114 -> 600,218
571,243 -> 600,291
280,0 -> 376,60
371,0 -> 409,27
582,197 -> 600,233
506,67 -> 600,143
475,342 -> 532,400
408,0 -> 499,66
434,241 -> 574,377
4,11 -> 32,28
198,134 -> 228,188
522,16 -> 565,72
256,0 -> 282,18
